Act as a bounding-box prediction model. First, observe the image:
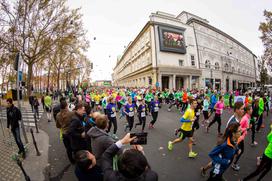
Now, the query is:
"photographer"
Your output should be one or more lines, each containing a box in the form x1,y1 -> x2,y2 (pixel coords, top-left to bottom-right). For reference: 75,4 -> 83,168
101,133 -> 158,181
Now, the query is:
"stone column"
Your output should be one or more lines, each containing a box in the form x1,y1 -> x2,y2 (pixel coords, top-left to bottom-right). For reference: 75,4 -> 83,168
173,74 -> 176,90
188,75 -> 192,90
158,73 -> 162,89
169,75 -> 173,90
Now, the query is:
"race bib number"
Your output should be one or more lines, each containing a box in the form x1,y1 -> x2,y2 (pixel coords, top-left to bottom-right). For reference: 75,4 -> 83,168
96,101 -> 99,104
128,112 -> 134,117
196,112 -> 200,116
111,112 -> 116,118
220,109 -> 223,114
141,112 -> 146,117
154,107 -> 159,112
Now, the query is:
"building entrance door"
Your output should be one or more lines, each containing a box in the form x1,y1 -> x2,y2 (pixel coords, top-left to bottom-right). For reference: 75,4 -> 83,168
226,79 -> 229,92
162,76 -> 169,90
176,77 -> 184,90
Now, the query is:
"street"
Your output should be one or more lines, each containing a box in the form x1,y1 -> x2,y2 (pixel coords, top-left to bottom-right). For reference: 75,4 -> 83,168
41,102 -> 272,181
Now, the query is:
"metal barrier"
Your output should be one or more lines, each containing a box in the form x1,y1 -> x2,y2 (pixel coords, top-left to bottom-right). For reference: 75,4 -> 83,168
30,128 -> 41,156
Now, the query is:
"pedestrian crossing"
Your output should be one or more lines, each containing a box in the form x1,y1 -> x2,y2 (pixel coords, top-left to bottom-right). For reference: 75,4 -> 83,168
0,106 -> 44,128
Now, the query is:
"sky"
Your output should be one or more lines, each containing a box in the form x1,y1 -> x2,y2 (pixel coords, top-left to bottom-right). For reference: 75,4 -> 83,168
67,0 -> 272,81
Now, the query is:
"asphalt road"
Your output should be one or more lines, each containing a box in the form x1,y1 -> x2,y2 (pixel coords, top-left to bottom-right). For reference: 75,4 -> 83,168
41,103 -> 272,181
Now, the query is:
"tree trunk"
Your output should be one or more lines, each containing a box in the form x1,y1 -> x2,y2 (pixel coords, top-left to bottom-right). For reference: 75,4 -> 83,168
57,68 -> 60,90
27,63 -> 33,96
47,64 -> 51,92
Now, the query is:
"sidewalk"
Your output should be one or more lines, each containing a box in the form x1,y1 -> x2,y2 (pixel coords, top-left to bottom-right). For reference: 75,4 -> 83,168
0,103 -> 49,181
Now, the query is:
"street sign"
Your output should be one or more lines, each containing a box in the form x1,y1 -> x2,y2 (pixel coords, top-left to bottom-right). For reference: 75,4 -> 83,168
19,71 -> 23,81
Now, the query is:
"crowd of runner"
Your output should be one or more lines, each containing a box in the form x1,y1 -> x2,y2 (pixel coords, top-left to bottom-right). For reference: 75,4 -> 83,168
5,86 -> 272,180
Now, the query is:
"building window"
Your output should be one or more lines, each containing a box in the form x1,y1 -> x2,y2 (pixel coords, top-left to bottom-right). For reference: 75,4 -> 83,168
179,59 -> 184,66
191,55 -> 195,66
232,67 -> 235,72
224,63 -> 229,71
215,62 -> 219,70
205,60 -> 211,68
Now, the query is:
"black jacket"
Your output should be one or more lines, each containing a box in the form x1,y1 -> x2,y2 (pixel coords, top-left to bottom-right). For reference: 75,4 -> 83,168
102,143 -> 158,181
7,105 -> 22,130
68,112 -> 88,151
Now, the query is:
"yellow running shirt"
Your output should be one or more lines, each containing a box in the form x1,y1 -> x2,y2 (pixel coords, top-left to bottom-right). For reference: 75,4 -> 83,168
181,108 -> 195,131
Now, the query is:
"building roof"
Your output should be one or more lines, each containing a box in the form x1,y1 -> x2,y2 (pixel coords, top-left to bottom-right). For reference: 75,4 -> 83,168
186,17 -> 257,57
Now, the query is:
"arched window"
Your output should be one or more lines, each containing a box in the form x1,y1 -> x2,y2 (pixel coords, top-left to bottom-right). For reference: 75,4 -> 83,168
215,62 -> 220,70
205,60 -> 211,68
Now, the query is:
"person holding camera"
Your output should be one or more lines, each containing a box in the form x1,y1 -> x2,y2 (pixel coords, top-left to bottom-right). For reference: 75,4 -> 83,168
101,133 -> 158,181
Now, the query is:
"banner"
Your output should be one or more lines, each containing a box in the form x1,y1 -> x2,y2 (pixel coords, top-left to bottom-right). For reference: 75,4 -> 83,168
234,96 -> 246,103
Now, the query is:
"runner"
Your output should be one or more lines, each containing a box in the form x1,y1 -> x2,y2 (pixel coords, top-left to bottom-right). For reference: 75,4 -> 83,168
106,96 -> 118,139
168,98 -> 198,158
206,95 -> 225,136
135,98 -> 147,131
124,97 -> 136,132
202,95 -> 210,126
207,122 -> 241,180
232,104 -> 252,171
149,96 -> 160,129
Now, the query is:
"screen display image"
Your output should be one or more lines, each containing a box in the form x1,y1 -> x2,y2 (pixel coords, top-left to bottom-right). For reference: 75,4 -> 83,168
158,26 -> 186,54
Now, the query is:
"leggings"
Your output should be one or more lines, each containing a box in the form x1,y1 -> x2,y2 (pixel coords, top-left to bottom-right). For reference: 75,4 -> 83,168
243,154 -> 272,181
233,140 -> 244,164
150,112 -> 158,125
208,113 -> 222,134
251,118 -> 256,144
126,116 -> 134,131
108,117 -> 117,134
136,116 -> 146,131
256,114 -> 263,131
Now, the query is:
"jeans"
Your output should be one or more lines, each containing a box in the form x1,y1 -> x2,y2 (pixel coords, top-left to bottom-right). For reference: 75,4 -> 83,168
63,134 -> 75,164
12,127 -> 25,153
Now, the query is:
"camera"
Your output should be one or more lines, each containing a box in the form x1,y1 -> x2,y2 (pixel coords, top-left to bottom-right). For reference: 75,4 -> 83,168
130,132 -> 148,145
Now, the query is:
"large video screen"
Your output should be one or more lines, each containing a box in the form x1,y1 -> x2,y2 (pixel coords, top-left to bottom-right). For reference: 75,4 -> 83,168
158,26 -> 186,54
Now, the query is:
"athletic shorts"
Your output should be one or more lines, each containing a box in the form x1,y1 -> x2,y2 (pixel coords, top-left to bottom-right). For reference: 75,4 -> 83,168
179,130 -> 193,140
203,111 -> 209,119
45,106 -> 51,113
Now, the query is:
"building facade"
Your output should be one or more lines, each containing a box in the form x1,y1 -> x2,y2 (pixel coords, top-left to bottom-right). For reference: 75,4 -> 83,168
113,11 -> 257,91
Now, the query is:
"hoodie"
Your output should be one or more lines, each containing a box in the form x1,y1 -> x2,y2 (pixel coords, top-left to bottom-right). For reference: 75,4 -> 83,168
87,127 -> 115,167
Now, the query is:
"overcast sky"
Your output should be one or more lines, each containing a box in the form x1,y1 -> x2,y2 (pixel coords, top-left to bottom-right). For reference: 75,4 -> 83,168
67,0 -> 272,81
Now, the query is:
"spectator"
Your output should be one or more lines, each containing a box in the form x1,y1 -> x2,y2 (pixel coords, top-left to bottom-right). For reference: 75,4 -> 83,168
29,93 -> 34,112
56,100 -> 75,164
33,96 -> 40,119
6,98 -> 26,158
74,150 -> 103,181
68,102 -> 88,153
87,114 -> 115,167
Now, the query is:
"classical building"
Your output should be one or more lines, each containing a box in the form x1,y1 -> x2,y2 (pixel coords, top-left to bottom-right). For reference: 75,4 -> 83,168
112,11 -> 257,91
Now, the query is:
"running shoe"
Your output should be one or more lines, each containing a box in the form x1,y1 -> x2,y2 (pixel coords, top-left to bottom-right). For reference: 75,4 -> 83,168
251,141 -> 258,147
231,164 -> 240,171
206,126 -> 209,133
168,141 -> 173,151
124,124 -> 128,132
112,134 -> 119,140
257,156 -> 262,166
200,167 -> 206,177
188,151 -> 198,158
168,108 -> 171,112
